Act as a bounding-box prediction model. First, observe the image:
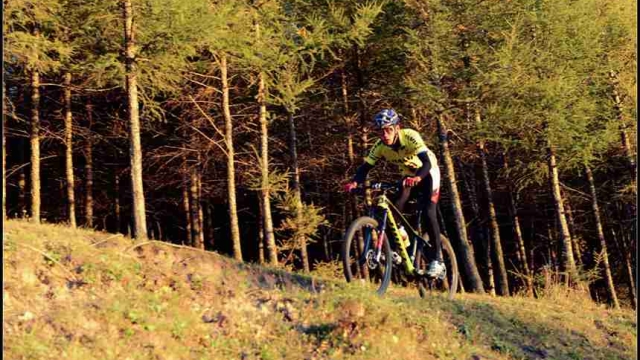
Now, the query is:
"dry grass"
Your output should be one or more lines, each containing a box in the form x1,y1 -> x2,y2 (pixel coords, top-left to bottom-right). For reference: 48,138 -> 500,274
3,220 -> 637,359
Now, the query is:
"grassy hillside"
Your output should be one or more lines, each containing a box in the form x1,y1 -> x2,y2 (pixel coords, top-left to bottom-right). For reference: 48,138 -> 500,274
3,220 -> 637,359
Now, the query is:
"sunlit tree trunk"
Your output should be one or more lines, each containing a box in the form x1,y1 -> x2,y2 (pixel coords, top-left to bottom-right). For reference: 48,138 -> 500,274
547,141 -> 576,283
563,193 -> 582,267
611,228 -> 636,309
503,153 -> 533,296
341,55 -> 356,243
437,114 -> 484,293
220,53 -> 242,261
341,57 -> 354,165
123,0 -> 147,239
63,72 -> 77,227
29,68 -> 41,223
585,165 -> 619,309
437,207 -> 465,293
459,161 -> 494,296
288,110 -> 309,272
475,110 -> 509,296
609,71 -> 636,179
257,56 -> 277,265
485,240 -> 496,296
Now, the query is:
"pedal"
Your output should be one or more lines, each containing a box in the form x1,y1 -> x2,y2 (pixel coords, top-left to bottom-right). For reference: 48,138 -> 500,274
414,268 -> 426,277
391,252 -> 402,265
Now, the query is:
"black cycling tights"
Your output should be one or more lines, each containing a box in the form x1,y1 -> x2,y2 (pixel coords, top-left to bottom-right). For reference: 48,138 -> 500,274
394,176 -> 443,262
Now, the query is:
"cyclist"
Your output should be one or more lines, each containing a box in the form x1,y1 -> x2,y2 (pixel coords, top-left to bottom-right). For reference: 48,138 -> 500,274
343,108 -> 445,279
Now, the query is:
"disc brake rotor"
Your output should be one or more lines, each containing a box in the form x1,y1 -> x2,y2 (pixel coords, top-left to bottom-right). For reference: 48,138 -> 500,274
365,249 -> 378,270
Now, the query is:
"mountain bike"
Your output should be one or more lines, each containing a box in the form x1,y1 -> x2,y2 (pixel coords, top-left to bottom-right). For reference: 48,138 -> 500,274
342,181 -> 459,299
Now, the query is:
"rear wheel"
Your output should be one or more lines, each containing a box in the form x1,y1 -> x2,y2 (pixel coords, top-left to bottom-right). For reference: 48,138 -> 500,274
416,234 -> 459,300
342,216 -> 393,296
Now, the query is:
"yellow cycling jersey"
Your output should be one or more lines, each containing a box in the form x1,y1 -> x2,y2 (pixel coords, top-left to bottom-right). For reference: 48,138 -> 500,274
364,128 -> 437,176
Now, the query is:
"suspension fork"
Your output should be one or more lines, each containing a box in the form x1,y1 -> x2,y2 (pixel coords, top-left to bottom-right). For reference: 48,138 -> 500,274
359,208 -> 387,265
375,210 -> 389,262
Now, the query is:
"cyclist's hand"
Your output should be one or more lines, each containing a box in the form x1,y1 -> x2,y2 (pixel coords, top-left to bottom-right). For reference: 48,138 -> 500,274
403,176 -> 421,188
343,181 -> 359,193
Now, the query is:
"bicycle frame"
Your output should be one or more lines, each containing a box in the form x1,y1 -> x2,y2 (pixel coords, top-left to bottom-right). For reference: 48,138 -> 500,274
362,191 -> 432,275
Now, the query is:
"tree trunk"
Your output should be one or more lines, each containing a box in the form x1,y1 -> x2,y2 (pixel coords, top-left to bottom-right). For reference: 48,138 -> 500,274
437,207 -> 465,293
609,71 -> 636,178
123,0 -> 147,240
476,111 -> 509,296
611,228 -> 636,309
85,101 -> 94,228
206,204 -> 214,249
114,173 -> 121,234
563,193 -> 582,267
322,229 -> 331,262
288,111 -> 310,272
547,141 -> 577,282
352,45 -> 372,208
2,81 -> 6,222
156,220 -> 162,241
485,240 -> 496,296
220,53 -> 243,261
625,250 -> 636,309
197,171 -> 205,249
585,165 -> 619,309
257,65 -> 277,266
547,223 -> 559,276
59,180 -> 66,220
63,73 -> 77,228
181,157 -> 192,245
257,194 -> 265,265
29,69 -> 41,223
503,153 -> 533,296
18,155 -> 27,218
437,114 -> 484,293
341,58 -> 356,239
149,223 -> 155,240
459,161 -> 494,295
341,61 -> 354,165
190,165 -> 203,249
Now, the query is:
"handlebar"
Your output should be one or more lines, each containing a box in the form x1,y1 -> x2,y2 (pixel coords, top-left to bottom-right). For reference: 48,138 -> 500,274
349,181 -> 403,195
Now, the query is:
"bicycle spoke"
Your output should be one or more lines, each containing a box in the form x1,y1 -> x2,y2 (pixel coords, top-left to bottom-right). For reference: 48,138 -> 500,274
342,216 -> 393,295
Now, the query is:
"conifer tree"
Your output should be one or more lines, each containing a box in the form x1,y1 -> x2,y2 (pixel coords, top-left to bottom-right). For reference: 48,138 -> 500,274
5,0 -> 71,223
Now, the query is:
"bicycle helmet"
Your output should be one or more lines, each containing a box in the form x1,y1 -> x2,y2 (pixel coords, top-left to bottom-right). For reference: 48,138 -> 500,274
373,109 -> 400,129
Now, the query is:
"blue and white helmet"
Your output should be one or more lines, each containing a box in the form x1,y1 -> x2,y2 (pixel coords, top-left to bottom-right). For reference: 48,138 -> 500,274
373,109 -> 400,129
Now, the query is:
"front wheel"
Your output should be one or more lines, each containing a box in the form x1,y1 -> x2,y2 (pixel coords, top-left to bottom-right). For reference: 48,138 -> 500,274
342,216 -> 393,296
416,234 -> 459,300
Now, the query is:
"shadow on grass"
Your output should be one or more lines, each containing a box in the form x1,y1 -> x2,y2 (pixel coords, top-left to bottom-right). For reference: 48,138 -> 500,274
234,262 -> 346,294
439,300 -> 634,360
296,323 -> 338,341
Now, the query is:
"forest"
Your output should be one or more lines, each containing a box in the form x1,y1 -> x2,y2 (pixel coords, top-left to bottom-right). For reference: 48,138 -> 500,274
3,0 -> 636,308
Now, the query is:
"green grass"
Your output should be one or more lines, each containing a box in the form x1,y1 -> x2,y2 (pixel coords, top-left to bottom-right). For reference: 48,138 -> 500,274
3,220 -> 637,360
